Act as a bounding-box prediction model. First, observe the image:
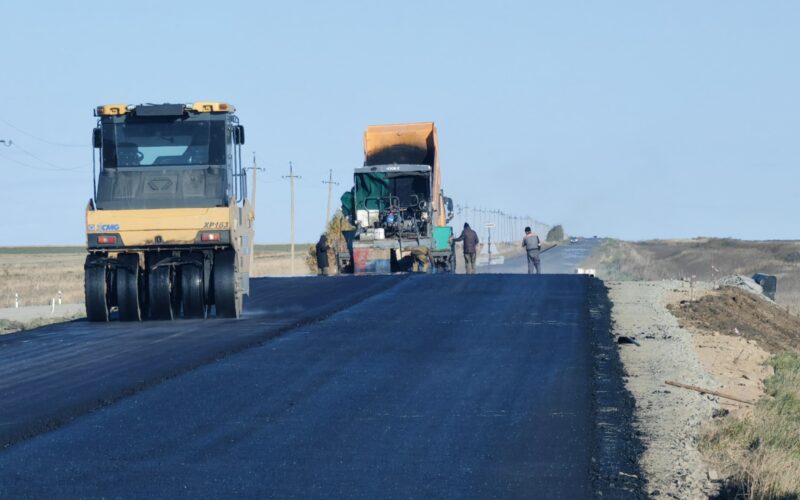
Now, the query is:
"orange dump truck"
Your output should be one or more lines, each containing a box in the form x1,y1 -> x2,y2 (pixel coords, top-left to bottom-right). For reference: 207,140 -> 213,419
339,122 -> 455,273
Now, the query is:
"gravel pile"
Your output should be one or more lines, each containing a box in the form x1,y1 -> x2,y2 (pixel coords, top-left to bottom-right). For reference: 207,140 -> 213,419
716,275 -> 770,301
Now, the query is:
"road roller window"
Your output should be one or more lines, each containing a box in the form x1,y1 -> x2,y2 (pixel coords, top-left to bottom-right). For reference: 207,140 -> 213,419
101,118 -> 226,168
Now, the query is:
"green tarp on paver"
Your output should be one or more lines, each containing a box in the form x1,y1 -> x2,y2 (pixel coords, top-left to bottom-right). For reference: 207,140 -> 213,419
340,172 -> 390,217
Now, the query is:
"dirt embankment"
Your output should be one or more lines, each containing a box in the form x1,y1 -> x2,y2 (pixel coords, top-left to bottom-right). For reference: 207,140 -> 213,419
612,278 -> 800,499
669,286 -> 800,498
596,238 -> 800,498
669,286 -> 800,354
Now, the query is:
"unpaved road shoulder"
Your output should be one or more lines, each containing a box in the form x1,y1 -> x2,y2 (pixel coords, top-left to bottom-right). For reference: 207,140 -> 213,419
608,281 -> 720,499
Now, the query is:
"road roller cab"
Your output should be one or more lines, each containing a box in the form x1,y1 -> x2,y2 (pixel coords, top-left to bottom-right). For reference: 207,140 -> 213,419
84,102 -> 254,321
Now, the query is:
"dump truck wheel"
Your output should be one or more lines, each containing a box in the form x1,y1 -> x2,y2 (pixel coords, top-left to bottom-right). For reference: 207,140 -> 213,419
213,250 -> 240,318
148,265 -> 178,320
117,254 -> 143,321
85,255 -> 110,322
181,264 -> 206,319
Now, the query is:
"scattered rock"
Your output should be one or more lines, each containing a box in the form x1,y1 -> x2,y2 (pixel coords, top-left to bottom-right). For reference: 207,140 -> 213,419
712,408 -> 729,418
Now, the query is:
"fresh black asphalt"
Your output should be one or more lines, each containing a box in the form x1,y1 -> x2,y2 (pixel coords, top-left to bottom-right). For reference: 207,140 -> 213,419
0,275 -> 405,447
0,244 -> 642,499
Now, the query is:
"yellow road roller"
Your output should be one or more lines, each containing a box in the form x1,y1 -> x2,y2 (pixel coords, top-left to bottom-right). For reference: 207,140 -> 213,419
85,102 -> 254,321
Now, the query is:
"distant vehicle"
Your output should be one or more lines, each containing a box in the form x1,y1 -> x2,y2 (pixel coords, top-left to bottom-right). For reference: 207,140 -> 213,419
570,237 -> 580,244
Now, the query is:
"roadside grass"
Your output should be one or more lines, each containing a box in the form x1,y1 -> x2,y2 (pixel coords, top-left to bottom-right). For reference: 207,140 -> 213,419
700,352 -> 800,499
254,243 -> 312,254
0,246 -> 84,255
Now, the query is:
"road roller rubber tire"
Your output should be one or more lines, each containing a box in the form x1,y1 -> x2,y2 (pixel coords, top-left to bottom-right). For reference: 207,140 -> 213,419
148,265 -> 178,320
117,254 -> 143,321
213,250 -> 240,319
181,263 -> 206,319
84,255 -> 110,322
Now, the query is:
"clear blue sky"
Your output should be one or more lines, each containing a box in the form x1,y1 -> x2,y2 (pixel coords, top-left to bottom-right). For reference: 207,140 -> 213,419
1,1 -> 798,245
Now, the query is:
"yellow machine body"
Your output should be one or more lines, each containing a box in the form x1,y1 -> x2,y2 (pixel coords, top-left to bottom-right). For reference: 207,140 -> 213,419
85,202 -> 254,275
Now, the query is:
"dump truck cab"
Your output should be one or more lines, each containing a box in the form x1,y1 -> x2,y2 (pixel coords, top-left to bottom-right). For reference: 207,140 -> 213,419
85,102 -> 254,321
339,123 -> 455,274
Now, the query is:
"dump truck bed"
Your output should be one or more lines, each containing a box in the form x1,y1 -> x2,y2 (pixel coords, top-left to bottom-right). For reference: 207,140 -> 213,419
363,123 -> 445,227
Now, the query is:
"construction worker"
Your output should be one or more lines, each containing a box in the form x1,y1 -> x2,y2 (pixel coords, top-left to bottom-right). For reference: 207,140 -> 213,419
315,234 -> 331,275
452,223 -> 479,274
410,247 -> 431,273
522,226 -> 541,274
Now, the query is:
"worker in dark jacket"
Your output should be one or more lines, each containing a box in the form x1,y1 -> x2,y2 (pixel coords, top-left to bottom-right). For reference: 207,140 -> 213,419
522,226 -> 541,274
452,223 -> 480,274
315,234 -> 331,275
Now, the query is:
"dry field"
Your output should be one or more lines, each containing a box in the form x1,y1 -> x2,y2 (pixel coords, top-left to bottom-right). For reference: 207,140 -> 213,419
0,248 -> 86,308
584,238 -> 800,313
0,245 -> 312,309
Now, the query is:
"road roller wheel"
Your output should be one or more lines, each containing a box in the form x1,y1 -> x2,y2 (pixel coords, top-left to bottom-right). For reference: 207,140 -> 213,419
85,254 -> 110,322
116,254 -> 143,321
181,263 -> 206,319
213,250 -> 241,318
148,264 -> 179,320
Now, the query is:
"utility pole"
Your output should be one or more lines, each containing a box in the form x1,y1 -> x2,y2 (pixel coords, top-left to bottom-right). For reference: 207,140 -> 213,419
247,153 -> 266,210
283,162 -> 301,275
321,169 -> 339,227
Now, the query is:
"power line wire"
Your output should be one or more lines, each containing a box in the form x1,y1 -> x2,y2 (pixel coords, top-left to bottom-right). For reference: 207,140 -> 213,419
0,149 -> 84,172
0,117 -> 86,148
11,142 -> 83,170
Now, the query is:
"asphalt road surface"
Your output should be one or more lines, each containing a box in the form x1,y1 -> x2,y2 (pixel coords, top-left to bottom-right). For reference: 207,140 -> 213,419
0,256 -> 641,498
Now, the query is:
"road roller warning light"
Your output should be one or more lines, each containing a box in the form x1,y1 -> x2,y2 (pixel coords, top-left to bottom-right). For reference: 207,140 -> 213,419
200,232 -> 222,242
84,102 -> 255,321
96,235 -> 117,245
